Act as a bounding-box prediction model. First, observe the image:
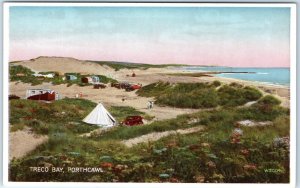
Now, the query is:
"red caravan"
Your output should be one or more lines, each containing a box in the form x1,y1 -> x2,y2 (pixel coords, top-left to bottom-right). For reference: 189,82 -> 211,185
26,89 -> 59,101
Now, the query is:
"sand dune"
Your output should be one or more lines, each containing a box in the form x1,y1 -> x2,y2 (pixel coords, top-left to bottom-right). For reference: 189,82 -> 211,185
9,128 -> 48,160
13,56 -> 116,77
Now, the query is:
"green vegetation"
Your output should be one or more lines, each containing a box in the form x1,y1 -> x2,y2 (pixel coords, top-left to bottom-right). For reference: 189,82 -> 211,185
137,81 -> 263,108
91,113 -> 193,141
9,65 -> 42,85
218,85 -> 263,107
9,95 -> 289,182
89,61 -> 185,71
8,77 -> 288,183
9,98 -> 98,135
9,65 -> 117,86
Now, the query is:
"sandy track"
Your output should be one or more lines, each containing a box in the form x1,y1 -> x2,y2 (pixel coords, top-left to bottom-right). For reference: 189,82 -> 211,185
121,126 -> 205,147
9,128 -> 48,160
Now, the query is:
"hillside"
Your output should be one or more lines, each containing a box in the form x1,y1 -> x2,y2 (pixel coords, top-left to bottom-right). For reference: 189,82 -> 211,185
11,56 -> 116,76
11,56 -> 183,75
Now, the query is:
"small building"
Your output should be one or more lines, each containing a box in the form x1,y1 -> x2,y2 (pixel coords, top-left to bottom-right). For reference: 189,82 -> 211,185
26,89 -> 59,101
43,73 -> 55,78
33,73 -> 44,78
33,73 -> 55,78
81,77 -> 92,83
66,75 -> 77,81
81,76 -> 100,84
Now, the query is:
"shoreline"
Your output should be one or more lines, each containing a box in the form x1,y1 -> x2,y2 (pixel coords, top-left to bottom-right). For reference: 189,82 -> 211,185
205,75 -> 290,90
169,66 -> 290,89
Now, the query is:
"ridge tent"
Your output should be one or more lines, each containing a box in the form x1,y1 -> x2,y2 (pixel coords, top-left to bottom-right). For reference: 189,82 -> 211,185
83,103 -> 116,127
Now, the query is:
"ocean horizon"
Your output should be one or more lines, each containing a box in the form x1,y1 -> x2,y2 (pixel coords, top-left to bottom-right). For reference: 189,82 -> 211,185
180,66 -> 290,87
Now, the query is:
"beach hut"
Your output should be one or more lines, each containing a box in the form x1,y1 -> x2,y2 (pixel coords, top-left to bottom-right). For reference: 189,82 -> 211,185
82,103 -> 116,127
81,76 -> 100,84
26,89 -> 59,101
91,76 -> 100,83
66,75 -> 77,81
81,76 -> 92,83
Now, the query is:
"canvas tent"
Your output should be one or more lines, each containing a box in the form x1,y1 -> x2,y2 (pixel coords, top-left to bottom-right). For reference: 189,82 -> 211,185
83,103 -> 116,127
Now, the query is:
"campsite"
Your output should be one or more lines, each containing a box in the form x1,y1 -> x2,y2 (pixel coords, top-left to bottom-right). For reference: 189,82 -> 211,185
8,56 -> 290,183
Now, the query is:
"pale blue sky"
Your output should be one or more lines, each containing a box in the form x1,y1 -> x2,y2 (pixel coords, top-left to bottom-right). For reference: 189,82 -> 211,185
9,6 -> 291,67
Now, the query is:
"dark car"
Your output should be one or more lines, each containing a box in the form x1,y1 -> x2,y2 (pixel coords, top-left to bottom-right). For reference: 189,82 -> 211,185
9,94 -> 20,100
93,83 -> 106,89
122,116 -> 143,126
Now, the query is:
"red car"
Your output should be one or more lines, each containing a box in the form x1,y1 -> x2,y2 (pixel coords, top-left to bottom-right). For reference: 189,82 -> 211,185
122,116 -> 143,126
131,84 -> 142,90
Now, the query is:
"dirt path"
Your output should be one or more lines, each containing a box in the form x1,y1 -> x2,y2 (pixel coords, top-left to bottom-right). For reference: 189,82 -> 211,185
9,128 -> 48,160
121,126 -> 205,147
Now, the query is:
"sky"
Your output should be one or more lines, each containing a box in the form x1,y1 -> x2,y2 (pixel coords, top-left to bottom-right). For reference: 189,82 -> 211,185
9,6 -> 291,67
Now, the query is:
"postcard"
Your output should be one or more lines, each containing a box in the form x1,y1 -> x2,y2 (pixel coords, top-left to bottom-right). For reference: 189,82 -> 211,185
2,2 -> 296,187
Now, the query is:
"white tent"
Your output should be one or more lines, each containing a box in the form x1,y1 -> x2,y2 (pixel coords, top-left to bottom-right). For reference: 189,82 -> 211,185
83,103 -> 116,127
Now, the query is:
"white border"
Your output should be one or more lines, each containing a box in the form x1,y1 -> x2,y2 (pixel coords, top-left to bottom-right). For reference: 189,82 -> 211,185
2,3 -> 297,188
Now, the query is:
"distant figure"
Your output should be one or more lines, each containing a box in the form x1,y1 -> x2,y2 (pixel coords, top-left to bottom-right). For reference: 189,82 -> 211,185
79,92 -> 83,98
75,94 -> 79,98
148,101 -> 154,109
150,101 -> 154,109
122,98 -> 125,102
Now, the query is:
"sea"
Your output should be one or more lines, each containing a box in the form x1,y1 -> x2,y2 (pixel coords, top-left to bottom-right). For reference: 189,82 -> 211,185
181,66 -> 290,87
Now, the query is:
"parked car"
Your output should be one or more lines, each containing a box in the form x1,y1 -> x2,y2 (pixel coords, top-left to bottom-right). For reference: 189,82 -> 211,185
125,84 -> 142,91
131,84 -> 142,90
9,94 -> 20,100
122,116 -> 143,126
93,83 -> 106,89
111,82 -> 121,89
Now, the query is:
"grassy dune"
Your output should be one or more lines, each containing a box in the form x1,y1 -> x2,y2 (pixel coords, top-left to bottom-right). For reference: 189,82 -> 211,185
137,81 -> 263,108
9,90 -> 290,182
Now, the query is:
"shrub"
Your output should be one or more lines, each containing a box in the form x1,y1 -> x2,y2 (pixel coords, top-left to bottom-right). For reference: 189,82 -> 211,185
242,86 -> 262,101
258,95 -> 281,106
27,120 -> 49,134
10,124 -> 24,132
229,82 -> 243,88
9,65 -> 34,76
136,81 -> 171,97
217,85 -> 247,106
211,80 -> 221,87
